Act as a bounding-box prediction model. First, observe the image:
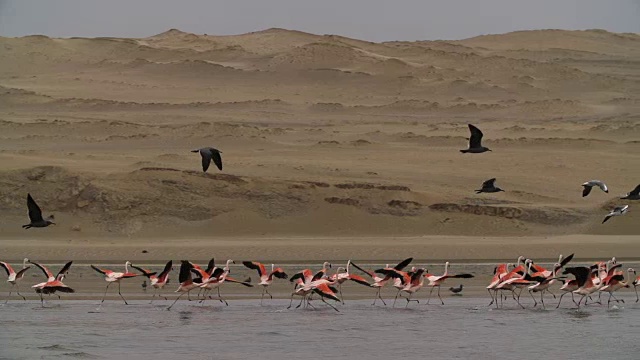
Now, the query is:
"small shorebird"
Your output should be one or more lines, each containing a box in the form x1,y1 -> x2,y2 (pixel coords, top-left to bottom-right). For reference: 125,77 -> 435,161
620,184 -> 640,200
460,124 -> 491,153
602,205 -> 629,224
29,260 -> 74,307
191,147 -> 222,172
90,261 -> 140,308
243,261 -> 288,305
449,284 -> 463,294
475,178 -> 504,194
582,180 -> 608,197
22,194 -> 55,229
132,260 -> 173,303
0,258 -> 30,303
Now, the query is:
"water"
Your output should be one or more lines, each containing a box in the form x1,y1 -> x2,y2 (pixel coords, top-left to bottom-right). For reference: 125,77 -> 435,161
1,298 -> 639,360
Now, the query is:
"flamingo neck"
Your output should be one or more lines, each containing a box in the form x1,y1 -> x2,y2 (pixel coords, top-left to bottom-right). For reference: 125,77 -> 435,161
125,262 -> 129,273
443,262 -> 449,276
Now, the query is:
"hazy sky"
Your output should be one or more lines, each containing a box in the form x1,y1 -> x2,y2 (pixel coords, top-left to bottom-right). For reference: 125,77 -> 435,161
1,0 -> 638,41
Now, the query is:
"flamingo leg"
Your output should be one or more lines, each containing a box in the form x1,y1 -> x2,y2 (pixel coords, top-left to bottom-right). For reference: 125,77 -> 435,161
377,288 -> 387,306
529,290 -> 538,307
167,292 -> 185,311
117,282 -> 128,305
100,283 -> 111,304
405,293 -> 419,308
427,286 -> 435,304
392,289 -> 402,308
5,284 -> 15,304
287,292 -> 296,309
338,283 -> 344,305
16,283 -> 26,301
321,297 -> 339,312
436,286 -> 444,305
556,292 -> 566,308
634,285 -> 639,303
609,292 -> 624,304
150,288 -> 157,304
217,286 -> 228,306
260,287 -> 265,306
265,287 -> 273,299
547,289 -> 557,299
540,291 -> 546,309
487,289 -> 495,306
514,290 -> 525,309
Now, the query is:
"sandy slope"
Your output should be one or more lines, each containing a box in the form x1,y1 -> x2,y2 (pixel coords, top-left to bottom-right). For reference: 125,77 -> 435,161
0,28 -> 639,261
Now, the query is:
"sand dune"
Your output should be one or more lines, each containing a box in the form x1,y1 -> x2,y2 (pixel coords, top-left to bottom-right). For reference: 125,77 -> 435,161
0,28 -> 638,259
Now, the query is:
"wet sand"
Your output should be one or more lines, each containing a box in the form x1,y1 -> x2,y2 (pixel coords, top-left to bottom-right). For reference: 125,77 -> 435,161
3,235 -> 640,263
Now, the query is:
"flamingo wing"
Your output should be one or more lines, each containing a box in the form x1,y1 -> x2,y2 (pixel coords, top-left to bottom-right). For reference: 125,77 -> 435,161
56,261 -> 73,279
131,265 -> 156,278
271,268 -> 288,279
178,261 -> 193,283
242,261 -> 266,277
347,274 -> 371,287
349,261 -> 374,278
204,258 -> 216,275
314,283 -> 341,302
90,265 -> 111,276
0,262 -> 14,276
225,276 -> 253,287
29,261 -> 54,280
394,257 -> 413,271
157,260 -> 172,282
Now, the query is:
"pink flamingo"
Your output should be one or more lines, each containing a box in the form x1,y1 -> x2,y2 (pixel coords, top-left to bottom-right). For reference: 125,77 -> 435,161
167,261 -> 202,310
131,260 -> 173,303
328,261 -> 371,304
0,258 -> 30,303
243,261 -> 288,305
29,260 -> 74,307
90,261 -> 140,307
424,262 -> 474,305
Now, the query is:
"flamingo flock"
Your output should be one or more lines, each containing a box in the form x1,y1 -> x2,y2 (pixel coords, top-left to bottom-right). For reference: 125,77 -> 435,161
487,254 -> 640,309
1,255 -> 639,311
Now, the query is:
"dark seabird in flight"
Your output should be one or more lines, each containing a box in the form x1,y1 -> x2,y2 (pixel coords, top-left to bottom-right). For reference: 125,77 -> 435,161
602,205 -> 629,224
582,180 -> 608,197
191,147 -> 222,172
476,178 -> 504,194
460,124 -> 491,153
22,194 -> 55,229
620,184 -> 640,200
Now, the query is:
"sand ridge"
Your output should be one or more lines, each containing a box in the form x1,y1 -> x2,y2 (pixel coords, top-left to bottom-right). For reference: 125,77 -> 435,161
0,28 -> 638,250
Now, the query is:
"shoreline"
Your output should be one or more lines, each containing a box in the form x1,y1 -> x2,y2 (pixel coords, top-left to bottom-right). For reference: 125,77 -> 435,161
2,234 -> 639,262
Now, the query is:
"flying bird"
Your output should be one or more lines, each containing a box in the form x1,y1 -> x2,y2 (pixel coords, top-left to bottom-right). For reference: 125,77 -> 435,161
475,178 -> 504,194
602,205 -> 629,224
191,147 -> 222,172
620,184 -> 640,200
22,194 -> 55,229
582,180 -> 608,197
460,124 -> 491,153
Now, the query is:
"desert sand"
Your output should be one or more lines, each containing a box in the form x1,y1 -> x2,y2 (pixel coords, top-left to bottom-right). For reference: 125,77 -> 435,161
0,28 -> 639,262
